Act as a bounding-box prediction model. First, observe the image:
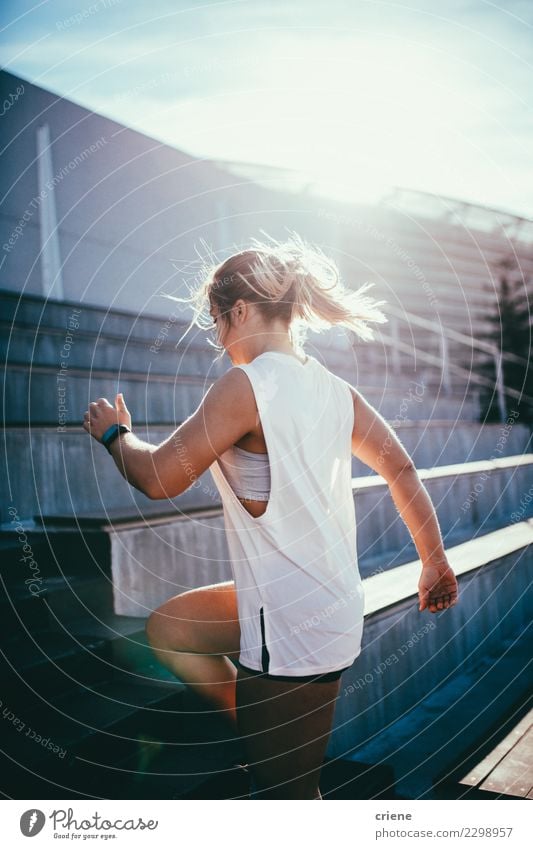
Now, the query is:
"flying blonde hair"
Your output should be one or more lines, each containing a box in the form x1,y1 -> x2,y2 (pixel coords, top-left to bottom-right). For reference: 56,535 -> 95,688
162,229 -> 388,358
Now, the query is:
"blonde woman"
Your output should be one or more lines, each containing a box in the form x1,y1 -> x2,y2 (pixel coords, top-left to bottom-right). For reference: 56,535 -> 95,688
83,232 -> 459,800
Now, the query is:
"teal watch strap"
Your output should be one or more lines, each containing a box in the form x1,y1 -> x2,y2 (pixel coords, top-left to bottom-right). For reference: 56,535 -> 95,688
102,423 -> 131,453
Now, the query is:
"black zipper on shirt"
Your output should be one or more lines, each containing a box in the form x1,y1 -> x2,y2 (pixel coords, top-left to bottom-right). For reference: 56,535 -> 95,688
259,606 -> 270,674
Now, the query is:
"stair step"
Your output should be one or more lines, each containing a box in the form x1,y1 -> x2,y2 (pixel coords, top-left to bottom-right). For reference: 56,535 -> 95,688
320,757 -> 398,800
0,573 -> 114,638
0,675 -> 244,799
433,694 -> 533,799
0,670 -> 185,770
0,750 -> 97,800
1,628 -> 111,711
179,756 -> 398,800
0,528 -> 111,582
343,627 -> 532,800
66,614 -> 183,685
0,609 -> 162,713
67,687 -> 249,799
72,716 -> 246,800
0,323 -> 216,377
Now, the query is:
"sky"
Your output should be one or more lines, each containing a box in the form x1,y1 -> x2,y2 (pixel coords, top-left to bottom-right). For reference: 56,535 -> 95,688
1,0 -> 532,217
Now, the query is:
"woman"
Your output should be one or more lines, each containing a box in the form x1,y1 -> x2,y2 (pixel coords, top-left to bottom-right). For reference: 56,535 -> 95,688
83,232 -> 459,800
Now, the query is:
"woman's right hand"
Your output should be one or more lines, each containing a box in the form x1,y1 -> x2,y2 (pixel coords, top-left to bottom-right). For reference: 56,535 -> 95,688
418,558 -> 459,613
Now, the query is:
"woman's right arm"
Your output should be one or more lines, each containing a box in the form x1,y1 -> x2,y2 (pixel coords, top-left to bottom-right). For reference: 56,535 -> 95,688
348,384 -> 459,613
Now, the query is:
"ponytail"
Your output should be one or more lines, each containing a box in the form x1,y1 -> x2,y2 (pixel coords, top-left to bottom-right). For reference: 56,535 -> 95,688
162,230 -> 388,355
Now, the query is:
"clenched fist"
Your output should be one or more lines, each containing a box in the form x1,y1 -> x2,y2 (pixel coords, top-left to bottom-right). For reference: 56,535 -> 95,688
82,393 -> 132,443
418,559 -> 459,613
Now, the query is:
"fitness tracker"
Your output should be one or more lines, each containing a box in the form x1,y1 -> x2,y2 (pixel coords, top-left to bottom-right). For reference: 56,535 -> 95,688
101,423 -> 131,453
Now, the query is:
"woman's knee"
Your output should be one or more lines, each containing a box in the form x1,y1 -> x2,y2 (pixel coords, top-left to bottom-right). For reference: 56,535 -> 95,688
145,582 -> 240,656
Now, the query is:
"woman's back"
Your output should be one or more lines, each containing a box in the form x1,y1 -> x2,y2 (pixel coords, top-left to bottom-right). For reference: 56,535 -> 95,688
209,350 -> 365,676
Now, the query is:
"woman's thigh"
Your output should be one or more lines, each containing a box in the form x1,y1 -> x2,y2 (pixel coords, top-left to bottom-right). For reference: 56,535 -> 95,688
146,580 -> 241,659
235,665 -> 341,799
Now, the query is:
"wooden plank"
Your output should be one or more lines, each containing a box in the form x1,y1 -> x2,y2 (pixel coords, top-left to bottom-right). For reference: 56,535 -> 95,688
458,707 -> 533,788
479,717 -> 533,798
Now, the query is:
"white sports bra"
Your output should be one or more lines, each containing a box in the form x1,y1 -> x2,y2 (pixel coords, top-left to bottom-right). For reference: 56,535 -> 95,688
217,444 -> 271,501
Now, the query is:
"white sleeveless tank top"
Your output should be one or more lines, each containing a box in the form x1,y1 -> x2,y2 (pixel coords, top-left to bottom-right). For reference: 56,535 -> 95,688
209,350 -> 365,676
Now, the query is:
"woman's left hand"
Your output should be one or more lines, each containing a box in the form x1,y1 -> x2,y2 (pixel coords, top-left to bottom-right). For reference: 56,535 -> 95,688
83,393 -> 132,443
418,558 -> 459,613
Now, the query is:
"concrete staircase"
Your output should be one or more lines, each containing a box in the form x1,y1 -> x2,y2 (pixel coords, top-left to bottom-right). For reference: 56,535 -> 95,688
0,529 -> 246,799
433,700 -> 533,799
329,520 -> 533,799
2,289 -> 532,799
2,482 -> 532,799
0,529 -> 396,799
338,622 -> 532,800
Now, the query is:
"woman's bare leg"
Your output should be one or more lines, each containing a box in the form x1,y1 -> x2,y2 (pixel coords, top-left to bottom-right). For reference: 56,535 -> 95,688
236,665 -> 341,799
145,581 -> 241,728
146,583 -> 340,797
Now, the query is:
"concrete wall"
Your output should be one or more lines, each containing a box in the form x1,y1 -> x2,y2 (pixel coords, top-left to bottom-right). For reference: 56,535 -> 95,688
105,455 -> 533,616
2,422 -> 529,525
109,509 -> 230,618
